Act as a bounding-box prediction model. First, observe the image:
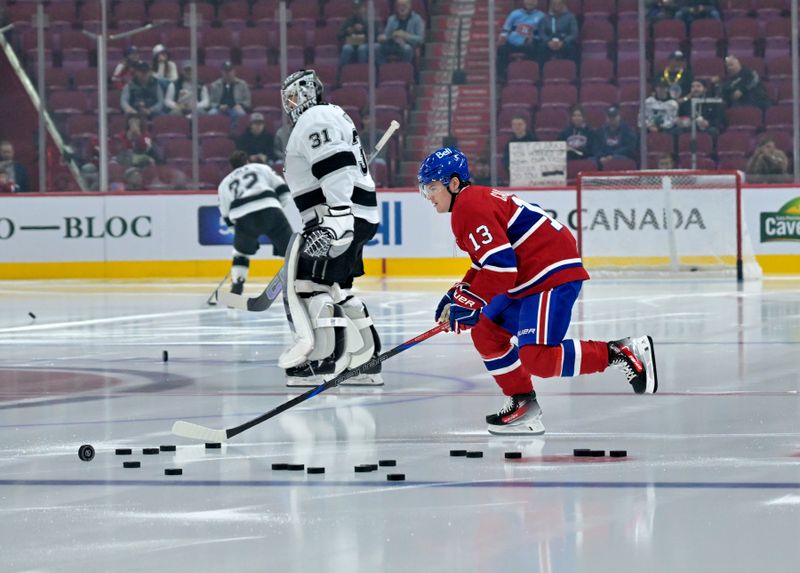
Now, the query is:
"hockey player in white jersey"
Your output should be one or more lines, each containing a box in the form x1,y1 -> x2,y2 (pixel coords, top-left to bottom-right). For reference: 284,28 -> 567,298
217,150 -> 294,295
278,69 -> 382,387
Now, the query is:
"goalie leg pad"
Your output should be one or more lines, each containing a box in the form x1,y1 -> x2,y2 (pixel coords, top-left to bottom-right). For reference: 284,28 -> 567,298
340,296 -> 384,386
279,237 -> 318,368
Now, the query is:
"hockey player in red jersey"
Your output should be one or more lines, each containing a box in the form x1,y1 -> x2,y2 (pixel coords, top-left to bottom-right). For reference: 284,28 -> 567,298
418,147 -> 658,435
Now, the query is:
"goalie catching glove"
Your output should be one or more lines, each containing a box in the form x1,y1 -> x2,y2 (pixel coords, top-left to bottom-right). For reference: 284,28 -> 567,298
301,206 -> 354,260
446,285 -> 486,334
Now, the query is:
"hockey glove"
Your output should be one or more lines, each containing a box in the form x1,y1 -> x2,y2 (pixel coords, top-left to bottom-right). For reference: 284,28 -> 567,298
434,282 -> 468,323
448,286 -> 486,334
301,206 -> 354,260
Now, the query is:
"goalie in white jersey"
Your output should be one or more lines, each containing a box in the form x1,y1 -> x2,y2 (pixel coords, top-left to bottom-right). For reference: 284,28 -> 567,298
278,69 -> 382,387
217,150 -> 294,295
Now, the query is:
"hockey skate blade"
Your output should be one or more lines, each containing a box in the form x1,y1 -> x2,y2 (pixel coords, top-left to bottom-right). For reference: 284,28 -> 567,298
487,420 -> 546,436
172,421 -> 228,443
644,335 -> 658,394
216,290 -> 249,311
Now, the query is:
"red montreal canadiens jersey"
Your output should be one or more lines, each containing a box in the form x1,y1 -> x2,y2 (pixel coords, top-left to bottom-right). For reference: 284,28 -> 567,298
452,185 -> 589,302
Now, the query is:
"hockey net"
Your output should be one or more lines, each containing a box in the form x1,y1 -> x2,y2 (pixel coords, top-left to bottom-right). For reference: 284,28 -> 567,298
576,170 -> 762,280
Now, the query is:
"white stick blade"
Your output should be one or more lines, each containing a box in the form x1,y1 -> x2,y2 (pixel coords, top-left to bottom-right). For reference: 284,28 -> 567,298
172,421 -> 228,443
216,291 -> 248,311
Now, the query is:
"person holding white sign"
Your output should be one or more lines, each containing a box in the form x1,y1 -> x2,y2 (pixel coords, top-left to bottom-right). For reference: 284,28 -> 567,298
417,147 -> 658,436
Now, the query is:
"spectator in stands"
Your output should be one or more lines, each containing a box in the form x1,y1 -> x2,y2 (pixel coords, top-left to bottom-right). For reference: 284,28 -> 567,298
503,114 -> 538,173
745,136 -> 789,182
646,0 -> 679,23
79,163 -> 99,191
559,104 -> 595,161
595,105 -> 637,166
115,115 -> 158,168
123,167 -> 144,191
656,153 -> 676,170
164,61 -> 210,117
236,112 -> 278,165
644,79 -> 680,134
209,61 -> 251,129
273,123 -> 292,162
0,140 -> 30,192
112,46 -> 141,90
676,0 -> 720,32
539,0 -> 578,64
471,152 -> 493,186
338,0 -> 371,68
496,0 -> 545,84
0,171 -> 18,193
151,44 -> 178,90
377,0 -> 425,65
660,51 -> 693,100
121,61 -> 164,119
677,79 -> 725,136
713,55 -> 771,111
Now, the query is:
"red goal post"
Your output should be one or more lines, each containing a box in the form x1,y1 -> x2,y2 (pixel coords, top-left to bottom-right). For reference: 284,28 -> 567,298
575,170 -> 760,281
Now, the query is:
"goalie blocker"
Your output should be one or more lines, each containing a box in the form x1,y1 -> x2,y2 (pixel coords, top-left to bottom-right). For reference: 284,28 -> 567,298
278,219 -> 382,387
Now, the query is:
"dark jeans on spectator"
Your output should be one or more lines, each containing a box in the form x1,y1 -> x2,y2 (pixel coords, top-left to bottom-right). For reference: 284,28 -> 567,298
497,42 -> 538,82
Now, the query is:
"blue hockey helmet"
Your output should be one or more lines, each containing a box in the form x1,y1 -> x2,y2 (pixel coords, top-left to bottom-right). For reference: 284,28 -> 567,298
417,147 -> 470,200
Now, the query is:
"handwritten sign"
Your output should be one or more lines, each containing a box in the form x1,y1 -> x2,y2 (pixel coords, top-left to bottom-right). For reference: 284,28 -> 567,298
509,141 -> 567,186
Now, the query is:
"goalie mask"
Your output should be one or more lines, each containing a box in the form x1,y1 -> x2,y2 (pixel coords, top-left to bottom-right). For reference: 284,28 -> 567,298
281,69 -> 324,126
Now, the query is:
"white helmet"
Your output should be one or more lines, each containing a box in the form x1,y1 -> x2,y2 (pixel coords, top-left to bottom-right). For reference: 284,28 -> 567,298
281,69 -> 324,125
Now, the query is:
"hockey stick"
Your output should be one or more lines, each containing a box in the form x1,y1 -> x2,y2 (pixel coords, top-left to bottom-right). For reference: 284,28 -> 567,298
172,322 -> 447,442
205,271 -> 231,306
218,119 -> 402,312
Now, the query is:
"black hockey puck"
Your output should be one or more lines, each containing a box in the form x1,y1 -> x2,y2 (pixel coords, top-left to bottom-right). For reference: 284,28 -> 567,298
610,450 -> 628,458
205,442 -> 222,449
378,459 -> 397,467
354,464 -> 374,473
287,464 -> 305,471
504,452 -> 522,459
387,474 -> 406,481
162,350 -> 168,362
28,312 -> 36,319
115,448 -> 132,455
307,467 -> 325,474
142,448 -> 160,455
573,449 -> 592,457
159,445 -> 177,452
589,450 -> 606,457
78,444 -> 95,462
465,451 -> 484,458
164,468 -> 183,476
123,461 -> 141,468
449,449 -> 467,457
271,463 -> 289,470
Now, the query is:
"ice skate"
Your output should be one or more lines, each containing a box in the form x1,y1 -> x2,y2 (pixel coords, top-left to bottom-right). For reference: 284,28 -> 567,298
486,391 -> 545,435
609,335 -> 658,394
284,357 -> 334,387
230,278 -> 245,296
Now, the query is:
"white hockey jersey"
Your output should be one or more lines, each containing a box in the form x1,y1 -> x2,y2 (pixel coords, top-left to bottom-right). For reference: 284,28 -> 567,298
217,163 -> 290,222
283,103 -> 378,225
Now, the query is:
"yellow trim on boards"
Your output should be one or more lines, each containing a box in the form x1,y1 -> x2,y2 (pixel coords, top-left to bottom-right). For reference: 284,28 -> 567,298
0,255 -> 798,279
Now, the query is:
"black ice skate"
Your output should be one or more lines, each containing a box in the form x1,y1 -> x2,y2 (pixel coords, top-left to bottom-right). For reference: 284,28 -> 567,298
486,391 -> 545,435
608,336 -> 658,394
285,357 -> 335,387
230,278 -> 245,296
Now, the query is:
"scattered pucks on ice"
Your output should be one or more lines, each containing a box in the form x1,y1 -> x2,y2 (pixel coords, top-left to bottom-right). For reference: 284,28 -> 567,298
465,451 -> 484,458
123,461 -> 141,468
287,464 -> 305,471
354,465 -> 374,473
28,312 -> 36,319
573,449 -> 592,457
164,468 -> 183,476
449,450 -> 467,457
271,463 -> 289,470
142,448 -> 160,455
609,450 -> 628,458
78,444 -> 95,462
205,443 -> 222,449
504,452 -> 522,459
386,474 -> 406,481
589,450 -> 606,457
162,350 -> 168,362
159,445 -> 177,452
378,459 -> 397,467
307,467 -> 325,474
115,448 -> 133,455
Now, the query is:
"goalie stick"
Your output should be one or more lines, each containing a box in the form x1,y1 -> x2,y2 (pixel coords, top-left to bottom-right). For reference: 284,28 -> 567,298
217,119 -> 401,312
172,322 -> 447,442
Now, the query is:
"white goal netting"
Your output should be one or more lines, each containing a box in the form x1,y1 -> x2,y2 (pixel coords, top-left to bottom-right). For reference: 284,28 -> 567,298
576,170 -> 762,280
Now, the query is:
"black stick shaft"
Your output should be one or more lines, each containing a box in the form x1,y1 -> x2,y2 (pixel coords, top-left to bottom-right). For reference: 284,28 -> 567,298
225,323 -> 447,439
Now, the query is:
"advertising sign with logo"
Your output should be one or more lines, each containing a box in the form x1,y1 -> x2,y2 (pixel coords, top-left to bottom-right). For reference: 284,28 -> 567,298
760,197 -> 800,243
